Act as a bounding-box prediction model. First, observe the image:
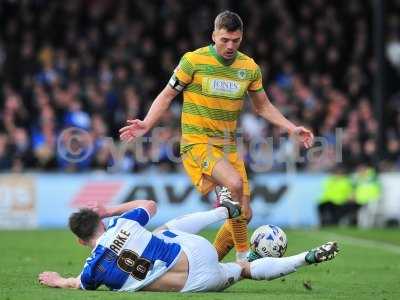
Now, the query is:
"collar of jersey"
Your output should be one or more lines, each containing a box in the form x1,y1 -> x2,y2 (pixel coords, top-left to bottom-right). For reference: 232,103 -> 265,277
209,44 -> 237,66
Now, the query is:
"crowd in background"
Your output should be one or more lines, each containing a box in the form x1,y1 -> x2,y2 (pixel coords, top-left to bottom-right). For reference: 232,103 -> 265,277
318,164 -> 382,227
0,0 -> 400,173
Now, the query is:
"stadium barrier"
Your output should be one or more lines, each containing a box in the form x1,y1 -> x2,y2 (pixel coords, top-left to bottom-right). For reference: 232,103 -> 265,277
0,173 -> 399,229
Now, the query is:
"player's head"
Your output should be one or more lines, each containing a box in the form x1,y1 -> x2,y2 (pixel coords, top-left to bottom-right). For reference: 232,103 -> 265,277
212,10 -> 243,60
69,208 -> 104,247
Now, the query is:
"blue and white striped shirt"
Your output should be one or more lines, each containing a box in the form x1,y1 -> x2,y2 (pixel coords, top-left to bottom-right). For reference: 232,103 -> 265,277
79,208 -> 182,291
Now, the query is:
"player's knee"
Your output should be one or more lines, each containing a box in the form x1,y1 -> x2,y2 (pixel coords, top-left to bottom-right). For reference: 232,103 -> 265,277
227,177 -> 243,198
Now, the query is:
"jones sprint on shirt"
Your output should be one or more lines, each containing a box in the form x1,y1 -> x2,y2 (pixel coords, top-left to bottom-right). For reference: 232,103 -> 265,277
79,208 -> 182,291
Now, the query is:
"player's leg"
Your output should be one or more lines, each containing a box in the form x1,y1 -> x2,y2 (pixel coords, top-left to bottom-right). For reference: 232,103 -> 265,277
238,241 -> 339,281
213,222 -> 234,261
142,252 -> 189,292
153,207 -> 227,234
208,241 -> 339,292
210,156 -> 252,261
174,230 -> 233,292
154,201 -> 240,235
214,193 -> 251,261
165,145 -> 228,235
209,158 -> 244,203
181,144 -> 250,261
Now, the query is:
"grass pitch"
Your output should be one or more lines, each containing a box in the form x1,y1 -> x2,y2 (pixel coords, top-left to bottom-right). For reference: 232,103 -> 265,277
1,228 -> 399,300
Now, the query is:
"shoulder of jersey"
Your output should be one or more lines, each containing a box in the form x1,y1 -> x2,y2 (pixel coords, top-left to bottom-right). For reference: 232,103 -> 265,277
185,46 -> 211,61
183,47 -> 258,70
237,50 -> 257,66
193,46 -> 211,56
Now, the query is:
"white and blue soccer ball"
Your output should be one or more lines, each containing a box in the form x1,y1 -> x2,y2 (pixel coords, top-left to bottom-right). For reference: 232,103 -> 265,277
250,225 -> 288,258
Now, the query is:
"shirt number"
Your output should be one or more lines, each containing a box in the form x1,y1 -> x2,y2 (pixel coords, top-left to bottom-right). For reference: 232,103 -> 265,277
117,249 -> 151,280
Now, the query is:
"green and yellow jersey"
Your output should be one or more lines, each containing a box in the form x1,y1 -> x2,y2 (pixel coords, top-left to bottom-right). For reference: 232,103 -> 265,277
169,45 -> 263,152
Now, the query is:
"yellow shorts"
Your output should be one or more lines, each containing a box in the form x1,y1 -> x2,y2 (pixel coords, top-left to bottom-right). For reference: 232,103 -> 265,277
181,144 -> 250,196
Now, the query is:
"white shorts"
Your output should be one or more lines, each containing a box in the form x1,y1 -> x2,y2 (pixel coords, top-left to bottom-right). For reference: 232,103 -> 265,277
165,230 -> 242,292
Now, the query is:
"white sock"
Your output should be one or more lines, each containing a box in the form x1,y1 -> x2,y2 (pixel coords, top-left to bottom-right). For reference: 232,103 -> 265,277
236,251 -> 248,262
165,207 -> 228,234
250,252 -> 307,280
219,263 -> 243,289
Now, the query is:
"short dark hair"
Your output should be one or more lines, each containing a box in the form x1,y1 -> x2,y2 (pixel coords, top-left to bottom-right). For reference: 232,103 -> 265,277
69,208 -> 101,241
214,10 -> 243,32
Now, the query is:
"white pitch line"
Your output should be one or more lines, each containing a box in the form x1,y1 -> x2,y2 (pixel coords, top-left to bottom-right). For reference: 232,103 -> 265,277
314,231 -> 400,255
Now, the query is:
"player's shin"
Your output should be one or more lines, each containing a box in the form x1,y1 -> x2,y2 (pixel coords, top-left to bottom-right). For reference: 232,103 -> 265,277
165,207 -> 229,234
214,189 -> 250,261
214,221 -> 234,260
249,253 -> 307,280
229,216 -> 249,260
213,212 -> 250,261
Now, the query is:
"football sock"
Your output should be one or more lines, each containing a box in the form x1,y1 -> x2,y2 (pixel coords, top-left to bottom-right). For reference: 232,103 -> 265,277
214,215 -> 250,260
250,252 -> 307,280
165,207 -> 228,234
214,221 -> 234,260
219,262 -> 243,287
229,216 -> 249,255
246,250 -> 261,262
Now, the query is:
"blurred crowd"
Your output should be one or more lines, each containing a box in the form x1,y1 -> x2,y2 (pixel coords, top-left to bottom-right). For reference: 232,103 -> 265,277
318,164 -> 381,227
0,0 -> 399,173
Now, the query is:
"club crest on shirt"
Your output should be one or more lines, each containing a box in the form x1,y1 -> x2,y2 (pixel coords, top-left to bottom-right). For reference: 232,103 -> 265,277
237,69 -> 246,79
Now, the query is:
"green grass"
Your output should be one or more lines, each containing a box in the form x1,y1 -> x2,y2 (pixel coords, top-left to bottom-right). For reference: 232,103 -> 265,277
1,228 -> 399,300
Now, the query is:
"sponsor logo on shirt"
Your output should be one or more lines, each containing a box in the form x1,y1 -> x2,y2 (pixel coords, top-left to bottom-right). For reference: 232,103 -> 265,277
202,77 -> 246,98
212,79 -> 240,93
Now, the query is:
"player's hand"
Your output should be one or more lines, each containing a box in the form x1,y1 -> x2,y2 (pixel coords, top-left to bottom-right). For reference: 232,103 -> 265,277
87,201 -> 108,218
290,126 -> 314,149
38,271 -> 62,288
119,119 -> 149,142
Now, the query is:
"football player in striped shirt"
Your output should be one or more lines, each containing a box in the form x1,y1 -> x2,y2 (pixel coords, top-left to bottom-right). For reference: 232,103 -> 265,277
38,200 -> 338,292
119,11 -> 314,262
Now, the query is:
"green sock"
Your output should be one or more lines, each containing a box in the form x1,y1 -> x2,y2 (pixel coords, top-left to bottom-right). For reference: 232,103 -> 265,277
305,250 -> 317,264
247,250 -> 262,262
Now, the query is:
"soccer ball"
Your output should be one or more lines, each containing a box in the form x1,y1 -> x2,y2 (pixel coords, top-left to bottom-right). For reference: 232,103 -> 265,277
250,225 -> 288,258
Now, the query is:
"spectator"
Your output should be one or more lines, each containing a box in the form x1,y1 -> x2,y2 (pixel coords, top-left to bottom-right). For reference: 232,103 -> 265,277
346,164 -> 381,226
0,0 -> 398,173
318,165 -> 353,226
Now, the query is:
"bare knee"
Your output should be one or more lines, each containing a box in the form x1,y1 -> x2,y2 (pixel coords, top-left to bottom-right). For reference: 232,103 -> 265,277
226,177 -> 243,200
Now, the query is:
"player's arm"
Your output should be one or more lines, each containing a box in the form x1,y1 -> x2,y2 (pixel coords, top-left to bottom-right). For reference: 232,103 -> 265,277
90,200 -> 157,218
143,85 -> 180,129
248,90 -> 314,149
38,272 -> 80,289
119,85 -> 179,142
248,90 -> 296,133
120,52 -> 194,142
